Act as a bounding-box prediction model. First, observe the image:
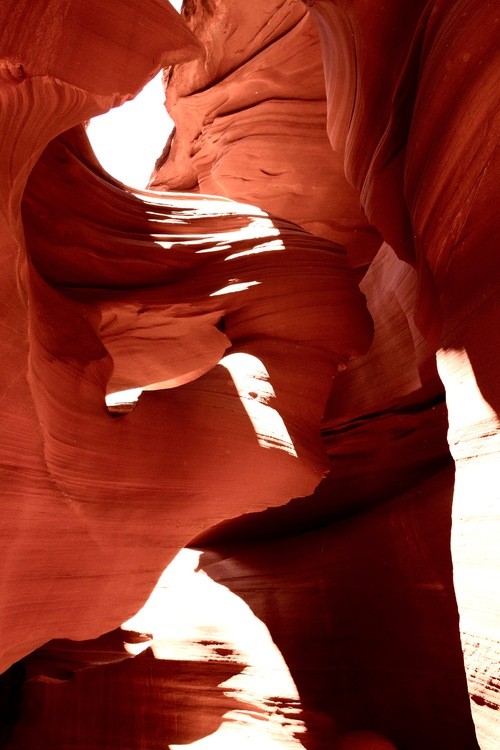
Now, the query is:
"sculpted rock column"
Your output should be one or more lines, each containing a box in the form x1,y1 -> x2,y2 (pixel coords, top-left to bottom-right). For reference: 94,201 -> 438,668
0,0 -> 373,675
152,0 -> 381,272
0,0 -> 200,671
306,1 -> 500,746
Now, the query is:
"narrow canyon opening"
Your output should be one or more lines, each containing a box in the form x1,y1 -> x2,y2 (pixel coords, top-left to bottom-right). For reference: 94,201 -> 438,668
0,1 -> 498,749
87,71 -> 173,189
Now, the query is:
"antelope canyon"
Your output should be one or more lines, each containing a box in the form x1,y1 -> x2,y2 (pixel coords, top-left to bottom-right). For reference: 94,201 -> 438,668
0,1 -> 498,749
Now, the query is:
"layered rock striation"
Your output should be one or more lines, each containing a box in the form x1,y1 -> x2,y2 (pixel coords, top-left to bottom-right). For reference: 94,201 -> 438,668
151,0 -> 381,271
0,1 -> 498,749
1,9 -> 372,672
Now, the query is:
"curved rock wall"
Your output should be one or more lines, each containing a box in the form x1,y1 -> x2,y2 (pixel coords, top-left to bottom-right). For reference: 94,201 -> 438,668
307,2 -> 500,745
154,0 -> 499,746
1,94 -> 371,671
1,0 -> 374,736
152,0 -> 381,271
0,0 -> 498,749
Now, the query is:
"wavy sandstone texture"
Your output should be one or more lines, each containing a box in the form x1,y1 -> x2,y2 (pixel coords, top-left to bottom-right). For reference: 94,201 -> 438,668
0,1 -> 498,749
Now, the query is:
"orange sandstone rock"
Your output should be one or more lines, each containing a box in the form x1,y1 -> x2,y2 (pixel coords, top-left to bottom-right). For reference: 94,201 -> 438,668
152,0 -> 381,270
0,1 -> 372,674
0,0 -> 498,749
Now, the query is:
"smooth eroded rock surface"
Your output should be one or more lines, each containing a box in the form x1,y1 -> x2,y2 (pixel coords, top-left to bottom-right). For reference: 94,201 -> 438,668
0,0 -> 498,748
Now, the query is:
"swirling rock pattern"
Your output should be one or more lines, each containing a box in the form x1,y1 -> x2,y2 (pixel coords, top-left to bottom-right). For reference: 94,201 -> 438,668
0,0 -> 371,686
152,0 -> 381,271
307,2 -> 500,746
0,0 -> 499,749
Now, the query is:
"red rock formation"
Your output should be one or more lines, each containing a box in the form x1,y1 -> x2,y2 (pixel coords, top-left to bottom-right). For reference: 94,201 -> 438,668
0,0 -> 371,680
307,2 -> 500,746
154,0 -> 499,746
152,0 -> 381,271
0,0 -> 498,749
0,0 -> 200,669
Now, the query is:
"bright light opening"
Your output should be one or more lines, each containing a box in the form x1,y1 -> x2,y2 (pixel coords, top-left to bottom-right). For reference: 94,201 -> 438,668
86,0 -> 186,189
86,0 -> 185,187
436,347 -> 500,637
220,352 -> 298,457
105,387 -> 143,415
122,548 -> 307,749
87,72 -> 172,188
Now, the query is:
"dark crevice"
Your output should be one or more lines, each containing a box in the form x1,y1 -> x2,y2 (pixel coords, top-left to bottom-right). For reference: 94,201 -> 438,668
0,660 -> 26,747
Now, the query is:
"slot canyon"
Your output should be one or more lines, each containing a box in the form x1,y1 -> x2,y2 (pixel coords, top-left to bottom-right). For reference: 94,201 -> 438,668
0,1 -> 498,748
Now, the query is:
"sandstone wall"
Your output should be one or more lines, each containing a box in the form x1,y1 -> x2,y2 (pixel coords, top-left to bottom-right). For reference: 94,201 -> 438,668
0,1 -> 498,748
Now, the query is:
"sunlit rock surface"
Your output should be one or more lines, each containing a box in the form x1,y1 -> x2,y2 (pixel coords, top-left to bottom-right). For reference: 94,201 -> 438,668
1,82 -> 371,669
1,0 -> 499,749
306,2 -> 500,746
151,0 -> 381,271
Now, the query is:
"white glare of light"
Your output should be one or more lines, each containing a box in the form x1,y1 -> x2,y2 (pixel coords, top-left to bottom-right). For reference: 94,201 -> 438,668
105,387 -> 143,407
193,217 -> 280,254
210,281 -> 261,296
87,72 -> 172,188
220,352 -> 297,457
122,548 -> 307,748
436,347 -> 500,460
225,238 -> 284,260
436,347 -> 500,639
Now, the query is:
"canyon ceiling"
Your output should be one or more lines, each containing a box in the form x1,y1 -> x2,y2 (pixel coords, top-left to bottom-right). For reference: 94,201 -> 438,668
0,1 -> 498,748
